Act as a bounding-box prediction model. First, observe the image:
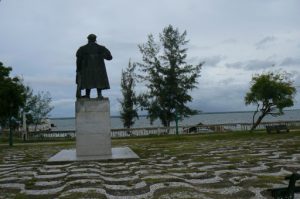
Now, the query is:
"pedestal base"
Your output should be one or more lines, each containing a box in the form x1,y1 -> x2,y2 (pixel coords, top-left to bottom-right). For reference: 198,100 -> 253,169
47,98 -> 140,162
76,98 -> 111,157
47,147 -> 139,162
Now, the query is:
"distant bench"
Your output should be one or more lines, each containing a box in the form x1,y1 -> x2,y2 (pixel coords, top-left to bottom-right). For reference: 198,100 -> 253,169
268,173 -> 300,199
266,125 -> 289,133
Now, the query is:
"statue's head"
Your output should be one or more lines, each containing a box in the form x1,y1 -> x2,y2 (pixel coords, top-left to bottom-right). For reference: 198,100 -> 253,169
87,34 -> 97,42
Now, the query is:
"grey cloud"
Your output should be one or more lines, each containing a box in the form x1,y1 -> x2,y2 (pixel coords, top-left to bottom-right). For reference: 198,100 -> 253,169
187,44 -> 212,51
280,57 -> 300,66
255,36 -> 276,49
218,78 -> 235,86
190,83 -> 250,113
294,72 -> 300,86
293,75 -> 300,105
202,55 -> 225,67
187,56 -> 199,63
51,98 -> 75,117
244,60 -> 275,70
221,38 -> 237,44
226,60 -> 275,70
108,40 -> 140,62
226,62 -> 243,69
197,46 -> 213,50
52,98 -> 75,107
25,76 -> 73,86
23,75 -> 75,102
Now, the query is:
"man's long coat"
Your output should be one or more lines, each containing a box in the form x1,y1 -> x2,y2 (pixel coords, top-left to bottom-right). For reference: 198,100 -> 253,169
76,42 -> 112,90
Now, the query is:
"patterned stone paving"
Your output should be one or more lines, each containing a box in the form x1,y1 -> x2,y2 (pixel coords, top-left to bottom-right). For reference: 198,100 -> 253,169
0,133 -> 300,199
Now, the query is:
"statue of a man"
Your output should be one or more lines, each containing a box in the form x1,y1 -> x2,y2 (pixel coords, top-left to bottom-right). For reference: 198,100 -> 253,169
76,34 -> 113,99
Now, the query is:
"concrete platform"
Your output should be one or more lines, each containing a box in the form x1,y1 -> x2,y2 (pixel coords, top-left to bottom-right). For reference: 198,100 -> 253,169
47,147 -> 139,162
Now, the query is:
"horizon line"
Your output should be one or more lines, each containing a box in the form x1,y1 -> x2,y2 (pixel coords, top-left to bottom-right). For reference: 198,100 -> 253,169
50,108 -> 300,119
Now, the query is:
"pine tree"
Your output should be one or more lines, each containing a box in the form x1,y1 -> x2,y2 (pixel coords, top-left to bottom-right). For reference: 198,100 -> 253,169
120,60 -> 138,130
137,25 -> 203,127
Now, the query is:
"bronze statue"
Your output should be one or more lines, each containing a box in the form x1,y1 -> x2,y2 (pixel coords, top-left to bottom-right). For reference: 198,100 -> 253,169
76,34 -> 113,99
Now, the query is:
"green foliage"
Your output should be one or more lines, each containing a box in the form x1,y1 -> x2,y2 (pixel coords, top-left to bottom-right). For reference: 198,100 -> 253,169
120,60 -> 138,129
22,86 -> 35,125
137,25 -> 203,127
0,62 -> 53,133
0,62 -> 26,127
24,91 -> 53,131
245,71 -> 296,130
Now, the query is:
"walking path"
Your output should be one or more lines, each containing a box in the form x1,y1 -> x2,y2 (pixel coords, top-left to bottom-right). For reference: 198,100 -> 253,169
0,133 -> 300,198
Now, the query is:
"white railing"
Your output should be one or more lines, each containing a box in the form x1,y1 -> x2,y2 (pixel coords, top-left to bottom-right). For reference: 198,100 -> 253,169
9,120 -> 299,140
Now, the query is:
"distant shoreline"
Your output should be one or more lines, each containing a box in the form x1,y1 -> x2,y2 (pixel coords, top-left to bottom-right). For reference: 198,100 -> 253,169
50,108 -> 300,120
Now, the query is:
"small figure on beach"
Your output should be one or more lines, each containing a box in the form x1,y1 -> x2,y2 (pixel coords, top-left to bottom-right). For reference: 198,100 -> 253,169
76,34 -> 113,99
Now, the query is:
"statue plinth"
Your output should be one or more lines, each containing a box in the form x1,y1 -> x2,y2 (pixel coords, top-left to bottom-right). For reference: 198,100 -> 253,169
76,98 -> 112,158
47,97 -> 139,162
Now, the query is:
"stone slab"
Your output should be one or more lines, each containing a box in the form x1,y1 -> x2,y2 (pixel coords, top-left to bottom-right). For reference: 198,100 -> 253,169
47,147 -> 139,162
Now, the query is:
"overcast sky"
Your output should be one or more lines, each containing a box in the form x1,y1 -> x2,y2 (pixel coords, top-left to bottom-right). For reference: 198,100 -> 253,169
1,0 -> 299,117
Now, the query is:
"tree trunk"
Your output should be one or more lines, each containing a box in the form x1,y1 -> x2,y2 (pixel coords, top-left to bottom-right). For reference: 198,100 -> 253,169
252,104 -> 259,126
126,128 -> 132,136
250,113 -> 266,132
164,120 -> 171,134
34,122 -> 38,132
9,117 -> 13,147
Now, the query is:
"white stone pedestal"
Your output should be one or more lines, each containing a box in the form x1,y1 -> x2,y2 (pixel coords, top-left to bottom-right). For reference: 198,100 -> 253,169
76,98 -> 112,158
47,97 -> 139,162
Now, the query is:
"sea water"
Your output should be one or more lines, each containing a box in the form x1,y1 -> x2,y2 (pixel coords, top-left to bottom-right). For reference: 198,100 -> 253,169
50,109 -> 300,131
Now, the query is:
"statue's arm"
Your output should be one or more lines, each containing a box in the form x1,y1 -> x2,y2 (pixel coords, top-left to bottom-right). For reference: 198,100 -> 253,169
76,49 -> 82,72
103,47 -> 113,60
76,58 -> 81,72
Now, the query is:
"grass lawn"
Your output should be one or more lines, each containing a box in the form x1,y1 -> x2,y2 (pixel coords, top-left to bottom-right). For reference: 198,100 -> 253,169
0,131 -> 299,198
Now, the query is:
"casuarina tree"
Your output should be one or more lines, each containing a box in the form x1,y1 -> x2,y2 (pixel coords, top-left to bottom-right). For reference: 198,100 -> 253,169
137,25 -> 203,127
245,71 -> 296,131
120,60 -> 138,131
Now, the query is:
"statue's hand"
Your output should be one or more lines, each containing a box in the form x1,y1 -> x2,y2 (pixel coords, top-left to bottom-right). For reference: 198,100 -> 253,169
103,52 -> 112,60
